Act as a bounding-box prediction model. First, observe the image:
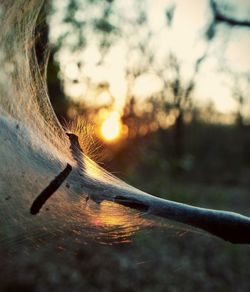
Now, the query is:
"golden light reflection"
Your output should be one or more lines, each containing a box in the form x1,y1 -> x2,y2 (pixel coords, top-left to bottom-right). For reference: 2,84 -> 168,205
100,111 -> 122,142
84,200 -> 153,243
89,201 -> 134,227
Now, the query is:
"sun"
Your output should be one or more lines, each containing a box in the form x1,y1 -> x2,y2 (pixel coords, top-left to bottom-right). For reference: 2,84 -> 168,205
100,111 -> 122,142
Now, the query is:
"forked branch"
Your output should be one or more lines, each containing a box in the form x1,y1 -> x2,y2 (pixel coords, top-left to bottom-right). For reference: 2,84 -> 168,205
67,133 -> 250,244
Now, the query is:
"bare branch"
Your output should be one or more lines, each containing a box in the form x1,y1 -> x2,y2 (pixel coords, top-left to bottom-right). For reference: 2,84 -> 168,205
109,187 -> 250,244
210,0 -> 250,27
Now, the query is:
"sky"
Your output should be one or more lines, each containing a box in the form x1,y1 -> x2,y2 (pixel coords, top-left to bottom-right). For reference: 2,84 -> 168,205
49,0 -> 250,121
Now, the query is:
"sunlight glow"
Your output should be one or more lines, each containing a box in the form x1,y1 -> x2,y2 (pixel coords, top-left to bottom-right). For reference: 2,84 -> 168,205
51,0 -> 250,121
100,111 -> 122,142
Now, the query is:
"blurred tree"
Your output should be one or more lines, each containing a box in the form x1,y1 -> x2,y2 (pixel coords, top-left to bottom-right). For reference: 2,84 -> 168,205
209,0 -> 250,29
45,0 -> 250,162
232,75 -> 250,128
206,0 -> 250,128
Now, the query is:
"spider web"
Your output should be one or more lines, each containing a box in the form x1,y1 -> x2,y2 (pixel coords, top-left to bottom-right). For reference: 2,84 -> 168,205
4,0 -> 246,251
0,0 -> 158,253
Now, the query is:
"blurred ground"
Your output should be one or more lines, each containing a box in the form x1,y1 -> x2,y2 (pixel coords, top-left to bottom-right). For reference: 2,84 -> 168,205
1,179 -> 250,292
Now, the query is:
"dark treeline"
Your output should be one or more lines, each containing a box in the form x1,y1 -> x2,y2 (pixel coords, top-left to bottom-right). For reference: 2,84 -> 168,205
103,121 -> 250,188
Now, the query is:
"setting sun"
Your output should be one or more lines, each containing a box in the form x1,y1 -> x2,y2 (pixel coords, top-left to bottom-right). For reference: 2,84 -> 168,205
100,111 -> 122,142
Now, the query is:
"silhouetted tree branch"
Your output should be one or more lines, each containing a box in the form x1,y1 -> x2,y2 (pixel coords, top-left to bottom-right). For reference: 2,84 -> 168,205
210,0 -> 250,27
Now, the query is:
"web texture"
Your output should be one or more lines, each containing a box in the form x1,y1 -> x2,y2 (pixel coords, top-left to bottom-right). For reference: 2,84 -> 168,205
0,0 -> 153,251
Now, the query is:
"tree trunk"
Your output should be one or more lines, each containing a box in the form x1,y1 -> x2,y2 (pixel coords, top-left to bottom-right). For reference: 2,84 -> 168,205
174,110 -> 184,160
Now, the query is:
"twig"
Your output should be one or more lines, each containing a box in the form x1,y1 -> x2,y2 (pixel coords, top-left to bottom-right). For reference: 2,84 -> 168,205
100,184 -> 250,244
67,134 -> 250,244
66,133 -> 85,172
30,163 -> 72,215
